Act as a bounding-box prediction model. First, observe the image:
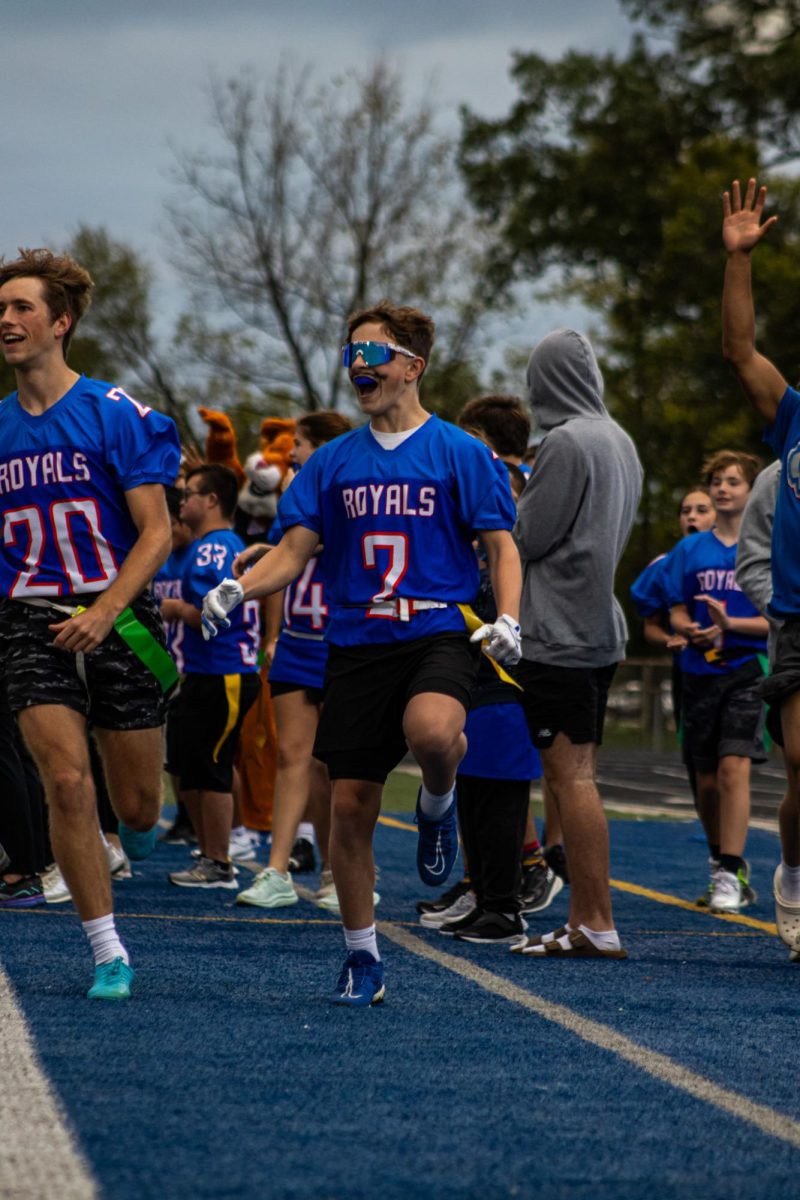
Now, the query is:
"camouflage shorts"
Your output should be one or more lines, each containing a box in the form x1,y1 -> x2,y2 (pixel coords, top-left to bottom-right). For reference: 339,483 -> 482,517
0,591 -> 167,731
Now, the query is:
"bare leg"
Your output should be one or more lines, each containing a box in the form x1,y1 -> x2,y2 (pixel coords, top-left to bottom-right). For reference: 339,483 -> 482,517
694,770 -> 721,848
94,726 -> 163,832
268,691 -> 320,872
716,755 -> 751,858
197,791 -> 233,862
780,692 -> 800,867
542,780 -> 562,847
329,779 -> 383,929
18,705 -> 110,921
182,790 -> 204,846
403,692 -> 467,794
539,734 -> 613,930
308,758 -> 332,869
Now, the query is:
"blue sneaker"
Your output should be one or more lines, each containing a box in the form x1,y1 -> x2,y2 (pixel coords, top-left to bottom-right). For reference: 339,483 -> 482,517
87,957 -> 134,1000
330,951 -> 385,1007
415,790 -> 459,887
118,822 -> 158,861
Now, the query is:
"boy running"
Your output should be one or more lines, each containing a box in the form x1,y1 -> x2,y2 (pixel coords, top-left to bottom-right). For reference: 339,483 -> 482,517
202,302 -> 521,1005
0,248 -> 180,998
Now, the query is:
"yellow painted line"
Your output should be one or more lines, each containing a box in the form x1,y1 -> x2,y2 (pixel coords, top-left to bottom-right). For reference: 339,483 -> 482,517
380,923 -> 800,1149
609,878 -> 778,935
378,815 -> 416,832
376,814 -> 780,936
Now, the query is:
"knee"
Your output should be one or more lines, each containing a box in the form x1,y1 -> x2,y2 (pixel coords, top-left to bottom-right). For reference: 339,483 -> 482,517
46,766 -> 92,816
716,757 -> 748,790
332,787 -> 376,827
407,722 -> 461,764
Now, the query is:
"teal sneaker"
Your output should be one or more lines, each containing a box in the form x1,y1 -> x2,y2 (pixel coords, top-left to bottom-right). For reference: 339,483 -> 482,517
236,866 -> 298,908
87,957 -> 134,1000
118,822 -> 158,862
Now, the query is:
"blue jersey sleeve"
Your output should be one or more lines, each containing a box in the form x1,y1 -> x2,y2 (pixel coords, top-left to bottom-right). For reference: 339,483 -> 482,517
662,540 -> 689,610
453,439 -> 516,531
101,385 -> 181,490
276,456 -> 322,537
764,386 -> 800,459
630,554 -> 669,617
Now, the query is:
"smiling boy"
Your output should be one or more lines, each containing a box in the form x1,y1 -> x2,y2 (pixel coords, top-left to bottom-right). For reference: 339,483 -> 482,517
202,301 -> 521,1005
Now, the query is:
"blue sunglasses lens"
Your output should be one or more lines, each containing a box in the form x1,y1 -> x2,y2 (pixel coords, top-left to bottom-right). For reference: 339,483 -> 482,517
341,342 -> 394,368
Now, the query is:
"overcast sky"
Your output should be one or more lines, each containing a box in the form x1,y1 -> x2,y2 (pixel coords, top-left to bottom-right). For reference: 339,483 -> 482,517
4,0 -> 643,353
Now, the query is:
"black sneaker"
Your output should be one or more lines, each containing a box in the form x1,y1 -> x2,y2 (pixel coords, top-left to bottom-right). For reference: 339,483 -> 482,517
439,905 -> 487,937
0,876 -> 46,908
160,821 -> 197,845
416,877 -> 471,916
288,837 -> 316,874
520,862 -> 564,914
455,910 -> 527,945
0,841 -> 10,874
544,844 -> 569,884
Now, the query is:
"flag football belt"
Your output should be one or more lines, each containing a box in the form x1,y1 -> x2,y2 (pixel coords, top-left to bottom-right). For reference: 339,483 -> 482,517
18,597 -> 179,693
457,603 -> 522,692
350,598 -> 449,621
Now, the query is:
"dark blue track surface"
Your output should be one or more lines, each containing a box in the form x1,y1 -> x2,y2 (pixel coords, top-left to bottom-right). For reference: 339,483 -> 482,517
1,817 -> 798,1200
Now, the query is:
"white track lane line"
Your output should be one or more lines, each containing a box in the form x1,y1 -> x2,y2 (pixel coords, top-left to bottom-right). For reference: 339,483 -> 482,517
380,923 -> 800,1149
0,965 -> 97,1199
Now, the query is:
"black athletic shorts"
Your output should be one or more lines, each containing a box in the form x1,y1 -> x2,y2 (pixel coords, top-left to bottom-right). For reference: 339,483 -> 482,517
0,592 -> 169,731
269,679 -> 325,706
760,619 -> 800,747
681,658 -> 766,771
513,659 -> 617,749
314,633 -> 480,783
168,672 -> 261,793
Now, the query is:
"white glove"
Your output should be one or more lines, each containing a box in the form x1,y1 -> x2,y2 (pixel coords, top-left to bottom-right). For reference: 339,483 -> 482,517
201,578 -> 245,640
469,613 -> 522,666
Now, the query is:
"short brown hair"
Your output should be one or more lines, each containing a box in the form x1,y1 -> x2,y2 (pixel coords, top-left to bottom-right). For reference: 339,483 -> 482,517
185,464 -> 240,520
0,248 -> 93,359
457,394 -> 531,459
297,411 -> 353,447
702,450 -> 761,488
346,300 -> 435,375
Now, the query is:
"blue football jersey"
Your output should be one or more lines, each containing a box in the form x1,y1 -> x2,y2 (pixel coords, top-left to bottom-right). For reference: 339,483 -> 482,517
276,416 -> 516,645
180,529 -> 260,674
630,553 -> 669,618
153,542 -> 193,672
663,530 -> 766,676
0,376 -> 180,598
266,503 -> 329,689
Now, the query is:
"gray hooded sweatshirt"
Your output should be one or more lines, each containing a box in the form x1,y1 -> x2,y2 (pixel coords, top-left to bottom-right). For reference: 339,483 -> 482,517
514,329 -> 643,667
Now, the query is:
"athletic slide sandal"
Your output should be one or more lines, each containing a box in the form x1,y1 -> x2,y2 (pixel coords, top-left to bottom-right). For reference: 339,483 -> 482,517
514,928 -> 628,959
773,865 -> 800,951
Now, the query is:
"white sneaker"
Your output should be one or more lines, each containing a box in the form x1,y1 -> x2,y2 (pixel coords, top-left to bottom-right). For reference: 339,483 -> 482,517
236,866 -> 298,908
316,884 -> 381,913
42,864 -> 72,904
229,827 -> 261,861
106,841 -> 131,879
420,888 -> 476,929
709,868 -> 744,913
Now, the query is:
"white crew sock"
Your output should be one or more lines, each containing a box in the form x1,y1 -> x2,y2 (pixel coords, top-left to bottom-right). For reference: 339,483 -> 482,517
578,925 -> 622,952
344,924 -> 380,962
82,914 -> 129,966
419,784 -> 455,820
781,861 -> 800,902
230,824 -> 246,838
297,822 -> 316,845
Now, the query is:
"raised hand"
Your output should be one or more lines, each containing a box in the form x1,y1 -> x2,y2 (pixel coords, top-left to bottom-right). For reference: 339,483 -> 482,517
722,178 -> 778,254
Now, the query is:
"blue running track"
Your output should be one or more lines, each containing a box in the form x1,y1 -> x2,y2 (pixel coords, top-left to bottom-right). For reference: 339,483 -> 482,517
1,816 -> 798,1200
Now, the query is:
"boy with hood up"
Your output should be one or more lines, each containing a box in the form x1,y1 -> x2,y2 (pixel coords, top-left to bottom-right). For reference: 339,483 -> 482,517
510,328 -> 642,959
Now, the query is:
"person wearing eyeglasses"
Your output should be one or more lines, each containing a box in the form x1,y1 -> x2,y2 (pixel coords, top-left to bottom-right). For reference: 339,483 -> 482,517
202,300 -> 521,1006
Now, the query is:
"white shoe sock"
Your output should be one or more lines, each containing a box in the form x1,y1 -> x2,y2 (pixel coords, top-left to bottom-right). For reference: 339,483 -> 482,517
419,784 -> 455,820
297,822 -> 316,845
578,925 -> 622,952
344,924 -> 380,961
780,861 -> 800,902
82,914 -> 129,966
